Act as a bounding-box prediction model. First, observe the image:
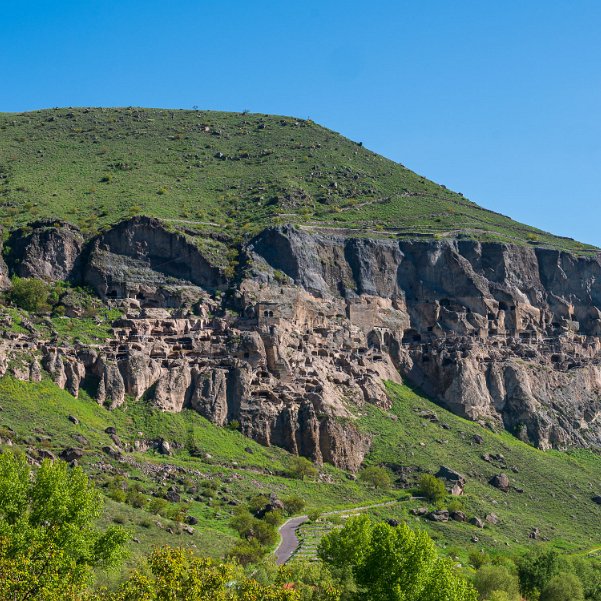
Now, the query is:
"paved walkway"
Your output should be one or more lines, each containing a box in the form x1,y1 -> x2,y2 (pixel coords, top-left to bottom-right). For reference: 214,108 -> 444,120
275,515 -> 309,565
273,499 -> 407,565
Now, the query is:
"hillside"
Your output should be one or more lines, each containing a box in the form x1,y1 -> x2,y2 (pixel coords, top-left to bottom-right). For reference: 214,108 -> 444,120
0,107 -> 595,252
1,375 -> 600,578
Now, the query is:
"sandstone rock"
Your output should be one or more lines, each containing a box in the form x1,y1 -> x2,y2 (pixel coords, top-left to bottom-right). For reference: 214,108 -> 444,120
450,510 -> 466,522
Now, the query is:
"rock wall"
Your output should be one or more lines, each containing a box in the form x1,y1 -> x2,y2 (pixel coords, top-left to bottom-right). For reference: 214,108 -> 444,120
249,227 -> 601,449
3,219 -> 601,466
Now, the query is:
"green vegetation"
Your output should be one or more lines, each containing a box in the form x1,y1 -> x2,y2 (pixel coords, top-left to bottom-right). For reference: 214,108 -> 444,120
417,474 -> 447,504
0,451 -> 127,599
318,515 -> 477,600
8,276 -> 50,311
0,107 -> 595,252
358,466 -> 392,490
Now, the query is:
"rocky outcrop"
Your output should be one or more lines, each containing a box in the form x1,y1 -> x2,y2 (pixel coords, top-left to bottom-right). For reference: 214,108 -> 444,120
248,226 -> 601,450
83,217 -> 226,306
0,230 -> 11,290
4,219 -> 601,467
6,220 -> 83,282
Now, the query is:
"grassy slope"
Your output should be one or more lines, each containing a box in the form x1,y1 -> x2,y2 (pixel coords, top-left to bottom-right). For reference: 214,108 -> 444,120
2,374 -> 600,572
0,376 -> 392,581
292,381 -> 601,565
0,107 -> 594,252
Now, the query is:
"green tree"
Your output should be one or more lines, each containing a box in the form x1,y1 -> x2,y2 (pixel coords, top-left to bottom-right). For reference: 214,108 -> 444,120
0,451 -> 128,600
9,276 -> 51,312
359,466 -> 392,490
517,548 -> 560,599
473,565 -> 520,601
417,474 -> 447,504
282,496 -> 306,516
318,515 -> 477,601
287,456 -> 318,481
107,546 -> 300,600
540,572 -> 584,601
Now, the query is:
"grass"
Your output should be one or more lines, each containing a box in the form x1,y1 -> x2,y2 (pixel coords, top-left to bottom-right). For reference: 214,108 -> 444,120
0,107 -> 595,253
289,381 -> 601,565
0,374 -> 600,573
0,376 -> 392,581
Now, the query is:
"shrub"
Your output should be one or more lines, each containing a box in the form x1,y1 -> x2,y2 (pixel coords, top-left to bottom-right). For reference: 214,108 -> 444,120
474,564 -> 520,601
287,456 -> 318,480
9,277 -> 50,312
148,497 -> 168,516
417,474 -> 447,504
126,489 -> 147,509
359,466 -> 392,490
517,548 -> 560,599
283,495 -> 306,516
540,572 -> 584,601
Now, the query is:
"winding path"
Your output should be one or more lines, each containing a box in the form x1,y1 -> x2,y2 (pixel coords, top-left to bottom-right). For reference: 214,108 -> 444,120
275,516 -> 309,565
274,499 -> 404,565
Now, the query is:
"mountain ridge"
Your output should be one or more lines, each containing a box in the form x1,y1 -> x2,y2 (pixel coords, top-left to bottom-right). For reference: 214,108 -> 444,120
0,107 -> 595,254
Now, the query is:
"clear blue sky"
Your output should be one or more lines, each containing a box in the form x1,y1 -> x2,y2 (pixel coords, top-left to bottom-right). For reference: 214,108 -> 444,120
2,1 -> 601,245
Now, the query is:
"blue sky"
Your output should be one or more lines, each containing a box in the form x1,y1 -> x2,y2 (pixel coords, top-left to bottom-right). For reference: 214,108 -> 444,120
2,1 -> 601,245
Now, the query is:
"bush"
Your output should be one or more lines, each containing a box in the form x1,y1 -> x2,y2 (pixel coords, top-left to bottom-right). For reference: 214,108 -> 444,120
148,497 -> 168,515
359,466 -> 392,490
287,456 -> 318,480
540,572 -> 584,601
517,548 -> 560,599
9,277 -> 50,312
417,474 -> 447,504
283,495 -> 306,516
126,489 -> 147,509
474,565 -> 520,601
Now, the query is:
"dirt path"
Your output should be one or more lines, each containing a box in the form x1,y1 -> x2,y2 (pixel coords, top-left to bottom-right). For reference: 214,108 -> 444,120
274,499 -> 405,565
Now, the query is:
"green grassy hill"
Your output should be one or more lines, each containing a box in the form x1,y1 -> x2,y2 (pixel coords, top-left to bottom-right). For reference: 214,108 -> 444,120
292,382 -> 601,564
0,107 -> 594,252
1,375 -> 600,576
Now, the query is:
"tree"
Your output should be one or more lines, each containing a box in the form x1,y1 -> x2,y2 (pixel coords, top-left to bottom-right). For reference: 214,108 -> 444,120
282,496 -> 306,516
417,474 -> 447,504
473,565 -> 520,601
318,515 -> 477,601
0,451 -> 128,600
540,572 -> 584,601
359,466 -> 392,490
287,456 -> 318,480
517,548 -> 560,599
9,276 -> 50,312
107,546 -> 300,600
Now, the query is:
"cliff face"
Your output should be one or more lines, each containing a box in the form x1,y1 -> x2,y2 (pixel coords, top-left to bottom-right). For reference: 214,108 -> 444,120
2,218 -> 601,469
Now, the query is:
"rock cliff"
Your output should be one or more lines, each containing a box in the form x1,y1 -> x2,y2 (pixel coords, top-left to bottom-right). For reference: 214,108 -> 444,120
2,218 -> 601,468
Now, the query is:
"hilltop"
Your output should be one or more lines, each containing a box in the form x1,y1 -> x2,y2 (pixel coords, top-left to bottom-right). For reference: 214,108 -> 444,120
0,107 -> 594,252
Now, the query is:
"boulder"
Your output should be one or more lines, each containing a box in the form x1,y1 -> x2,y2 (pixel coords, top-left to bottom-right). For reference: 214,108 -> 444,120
469,516 -> 484,528
59,447 -> 83,463
489,473 -> 510,492
427,510 -> 449,522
